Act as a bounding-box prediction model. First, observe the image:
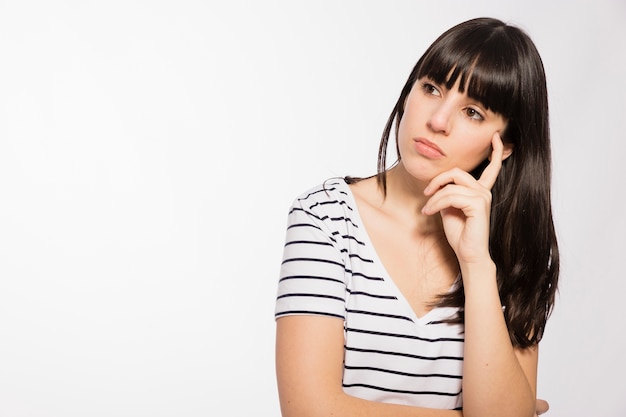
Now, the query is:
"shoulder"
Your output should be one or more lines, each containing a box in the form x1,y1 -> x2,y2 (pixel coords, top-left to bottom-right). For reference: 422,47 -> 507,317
286,177 -> 361,236
290,177 -> 354,215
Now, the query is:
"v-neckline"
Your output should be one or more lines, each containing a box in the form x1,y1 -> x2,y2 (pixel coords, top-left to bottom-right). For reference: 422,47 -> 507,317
342,179 -> 459,325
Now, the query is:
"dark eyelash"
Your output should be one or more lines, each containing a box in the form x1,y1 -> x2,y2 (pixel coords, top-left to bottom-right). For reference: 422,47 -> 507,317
421,82 -> 437,93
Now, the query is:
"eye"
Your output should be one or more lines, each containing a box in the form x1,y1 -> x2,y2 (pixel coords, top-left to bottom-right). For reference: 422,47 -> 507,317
465,107 -> 484,121
421,82 -> 441,97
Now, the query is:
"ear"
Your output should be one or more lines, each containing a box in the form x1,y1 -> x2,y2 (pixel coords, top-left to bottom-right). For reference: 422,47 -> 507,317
501,142 -> 514,161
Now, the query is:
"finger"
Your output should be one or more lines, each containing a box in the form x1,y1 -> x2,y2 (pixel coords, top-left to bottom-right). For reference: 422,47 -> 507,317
422,188 -> 488,217
536,399 -> 549,415
477,132 -> 504,190
423,167 -> 480,196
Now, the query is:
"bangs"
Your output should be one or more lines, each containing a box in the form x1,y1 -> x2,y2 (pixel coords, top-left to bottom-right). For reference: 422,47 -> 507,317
416,26 -> 521,119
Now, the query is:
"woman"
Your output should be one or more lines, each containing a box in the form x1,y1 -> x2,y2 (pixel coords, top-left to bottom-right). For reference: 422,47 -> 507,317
275,17 -> 558,417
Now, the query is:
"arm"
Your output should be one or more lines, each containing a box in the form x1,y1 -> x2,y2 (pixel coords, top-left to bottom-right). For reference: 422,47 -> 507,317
421,133 -> 539,417
460,261 -> 537,417
276,314 -> 463,417
276,310 -> 546,417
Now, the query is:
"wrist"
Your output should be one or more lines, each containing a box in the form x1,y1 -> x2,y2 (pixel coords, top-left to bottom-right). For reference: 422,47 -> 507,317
461,260 -> 503,314
460,259 -> 497,285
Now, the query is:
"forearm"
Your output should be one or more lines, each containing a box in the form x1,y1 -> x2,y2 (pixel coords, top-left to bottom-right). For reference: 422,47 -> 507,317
335,395 -> 464,417
279,390 -> 464,417
460,261 -> 535,417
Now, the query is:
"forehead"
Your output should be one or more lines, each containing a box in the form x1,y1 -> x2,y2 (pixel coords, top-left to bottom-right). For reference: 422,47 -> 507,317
417,73 -> 488,107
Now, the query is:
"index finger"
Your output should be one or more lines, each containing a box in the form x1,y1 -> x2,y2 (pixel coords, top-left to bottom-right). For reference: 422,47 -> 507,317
478,132 -> 504,189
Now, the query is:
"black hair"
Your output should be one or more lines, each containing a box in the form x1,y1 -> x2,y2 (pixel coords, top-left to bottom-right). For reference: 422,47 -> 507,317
372,17 -> 559,348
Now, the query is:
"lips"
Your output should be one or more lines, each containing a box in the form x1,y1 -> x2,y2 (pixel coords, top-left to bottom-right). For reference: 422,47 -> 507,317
413,138 -> 446,159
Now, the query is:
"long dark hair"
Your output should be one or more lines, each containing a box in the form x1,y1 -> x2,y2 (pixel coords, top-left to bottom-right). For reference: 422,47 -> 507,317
373,17 -> 559,348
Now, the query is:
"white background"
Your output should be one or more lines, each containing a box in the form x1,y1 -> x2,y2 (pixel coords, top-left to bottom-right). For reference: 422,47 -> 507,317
1,1 -> 625,416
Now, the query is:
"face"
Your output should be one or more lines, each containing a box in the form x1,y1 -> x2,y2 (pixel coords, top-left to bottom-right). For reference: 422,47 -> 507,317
396,76 -> 510,182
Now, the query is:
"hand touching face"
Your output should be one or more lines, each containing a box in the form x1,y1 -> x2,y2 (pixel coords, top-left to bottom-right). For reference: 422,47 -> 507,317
421,132 -> 510,264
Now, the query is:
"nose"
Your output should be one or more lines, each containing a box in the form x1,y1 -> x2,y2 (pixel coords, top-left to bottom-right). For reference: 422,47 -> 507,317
427,102 -> 452,135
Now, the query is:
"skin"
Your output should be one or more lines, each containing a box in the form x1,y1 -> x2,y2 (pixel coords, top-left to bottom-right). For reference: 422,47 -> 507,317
276,77 -> 548,417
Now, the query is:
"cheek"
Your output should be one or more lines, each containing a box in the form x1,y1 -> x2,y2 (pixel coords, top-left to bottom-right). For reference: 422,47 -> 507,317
397,101 -> 424,142
456,138 -> 492,170
396,114 -> 414,149
479,144 -> 492,160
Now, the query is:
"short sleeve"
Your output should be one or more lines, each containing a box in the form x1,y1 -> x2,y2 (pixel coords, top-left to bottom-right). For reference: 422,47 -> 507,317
274,191 -> 348,320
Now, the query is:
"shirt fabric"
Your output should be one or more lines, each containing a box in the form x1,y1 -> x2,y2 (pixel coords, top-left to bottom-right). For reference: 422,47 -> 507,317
275,178 -> 465,410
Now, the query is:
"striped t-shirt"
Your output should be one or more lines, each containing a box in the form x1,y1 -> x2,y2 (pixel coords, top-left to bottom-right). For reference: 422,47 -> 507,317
275,178 -> 464,410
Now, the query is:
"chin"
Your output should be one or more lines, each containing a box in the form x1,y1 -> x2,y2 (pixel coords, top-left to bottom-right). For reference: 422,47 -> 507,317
396,160 -> 441,184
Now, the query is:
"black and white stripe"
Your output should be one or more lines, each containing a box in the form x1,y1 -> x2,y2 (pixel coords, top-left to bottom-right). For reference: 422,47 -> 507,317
275,179 -> 464,409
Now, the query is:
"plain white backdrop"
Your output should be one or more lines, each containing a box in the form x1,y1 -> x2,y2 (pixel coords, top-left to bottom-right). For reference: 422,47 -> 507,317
1,1 -> 625,416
